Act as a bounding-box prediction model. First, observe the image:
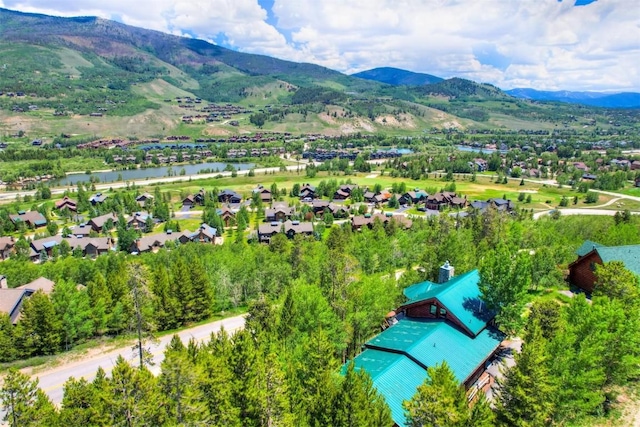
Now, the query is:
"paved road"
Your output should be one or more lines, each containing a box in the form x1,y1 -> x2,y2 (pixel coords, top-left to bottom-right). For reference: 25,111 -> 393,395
533,208 -> 640,219
19,314 -> 245,407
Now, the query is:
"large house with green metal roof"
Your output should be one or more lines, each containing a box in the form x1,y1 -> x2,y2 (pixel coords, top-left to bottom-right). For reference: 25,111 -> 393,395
569,240 -> 640,293
349,263 -> 504,427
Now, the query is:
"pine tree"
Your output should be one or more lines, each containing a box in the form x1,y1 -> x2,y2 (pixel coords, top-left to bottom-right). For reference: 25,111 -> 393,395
17,290 -> 63,356
0,313 -> 17,362
160,335 -> 209,424
403,362 -> 470,427
1,369 -> 58,427
497,321 -> 556,426
198,347 -> 241,427
333,362 -> 392,427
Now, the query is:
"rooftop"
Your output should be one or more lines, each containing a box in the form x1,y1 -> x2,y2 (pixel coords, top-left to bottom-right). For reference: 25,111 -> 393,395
353,318 -> 503,426
401,269 -> 492,336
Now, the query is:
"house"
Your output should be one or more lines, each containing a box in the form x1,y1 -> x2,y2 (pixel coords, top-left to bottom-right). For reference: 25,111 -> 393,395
9,211 -> 47,228
130,230 -> 190,254
182,195 -> 196,209
185,224 -> 218,243
89,193 -> 108,205
333,184 -> 357,200
218,189 -> 242,204
300,184 -> 317,201
16,277 -> 55,294
30,235 -> 113,259
470,198 -> 515,213
258,220 -> 314,243
253,185 -> 272,203
425,191 -> 456,211
55,196 -> 77,212
399,190 -> 427,206
327,203 -> 350,218
351,213 -> 413,231
182,189 -> 205,209
136,193 -> 153,206
311,200 -> 331,215
0,236 -> 15,260
568,240 -> 640,293
469,158 -> 488,172
128,212 -> 153,231
265,203 -> 293,222
0,276 -> 56,324
71,223 -> 92,237
364,191 -> 391,205
217,206 -> 236,227
348,263 -> 503,427
88,213 -> 118,233
631,160 -> 640,171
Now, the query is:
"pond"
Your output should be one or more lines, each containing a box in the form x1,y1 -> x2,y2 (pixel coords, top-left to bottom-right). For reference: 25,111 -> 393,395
54,161 -> 255,186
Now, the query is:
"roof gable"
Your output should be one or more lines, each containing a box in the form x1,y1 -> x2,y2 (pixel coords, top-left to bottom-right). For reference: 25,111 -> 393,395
402,270 -> 491,336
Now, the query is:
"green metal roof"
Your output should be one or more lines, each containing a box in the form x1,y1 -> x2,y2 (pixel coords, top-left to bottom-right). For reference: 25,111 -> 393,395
352,349 -> 427,427
596,245 -> 640,276
352,318 -> 503,427
575,240 -> 604,257
401,270 -> 492,336
575,241 -> 640,276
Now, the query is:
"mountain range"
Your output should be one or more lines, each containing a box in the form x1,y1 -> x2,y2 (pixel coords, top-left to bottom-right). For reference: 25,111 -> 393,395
0,7 -> 637,140
505,88 -> 640,108
352,67 -> 443,86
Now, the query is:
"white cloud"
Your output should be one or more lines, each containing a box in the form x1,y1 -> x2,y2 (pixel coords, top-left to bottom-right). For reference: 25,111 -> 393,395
0,0 -> 638,91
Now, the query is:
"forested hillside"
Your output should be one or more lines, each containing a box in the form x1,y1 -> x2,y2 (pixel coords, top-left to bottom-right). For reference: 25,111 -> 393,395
2,210 -> 640,426
1,7 -> 639,140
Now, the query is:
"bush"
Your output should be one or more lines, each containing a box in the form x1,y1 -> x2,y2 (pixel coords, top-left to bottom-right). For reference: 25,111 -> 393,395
585,192 -> 599,204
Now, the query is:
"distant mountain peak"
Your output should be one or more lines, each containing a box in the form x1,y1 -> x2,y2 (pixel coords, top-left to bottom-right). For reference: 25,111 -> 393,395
352,67 -> 443,86
506,88 -> 640,108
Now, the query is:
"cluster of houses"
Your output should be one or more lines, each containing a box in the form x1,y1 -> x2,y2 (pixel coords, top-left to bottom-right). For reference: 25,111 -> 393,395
227,147 -> 286,158
302,148 -> 404,162
111,149 -> 214,165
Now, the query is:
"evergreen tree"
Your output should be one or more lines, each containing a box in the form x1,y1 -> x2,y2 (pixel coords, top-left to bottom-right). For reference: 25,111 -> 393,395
0,313 -> 17,362
0,369 -> 58,427
403,362 -> 472,427
497,321 -> 556,426
17,291 -> 63,356
160,335 -> 209,424
333,362 -> 392,427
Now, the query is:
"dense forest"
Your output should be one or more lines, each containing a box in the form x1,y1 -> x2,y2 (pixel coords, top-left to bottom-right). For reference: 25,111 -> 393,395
2,210 -> 640,426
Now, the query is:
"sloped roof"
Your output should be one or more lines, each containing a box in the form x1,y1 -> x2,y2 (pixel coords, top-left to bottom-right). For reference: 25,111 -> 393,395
595,245 -> 640,276
575,240 -> 605,257
352,318 -> 503,427
0,289 -> 29,320
17,277 -> 55,294
352,350 -> 426,427
573,241 -> 640,276
401,269 -> 491,336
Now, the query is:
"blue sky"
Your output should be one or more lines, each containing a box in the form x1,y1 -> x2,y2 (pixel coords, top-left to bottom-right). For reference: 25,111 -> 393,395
1,0 -> 638,92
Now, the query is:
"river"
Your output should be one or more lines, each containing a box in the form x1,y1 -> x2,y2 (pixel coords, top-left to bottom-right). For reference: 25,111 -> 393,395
54,162 -> 255,186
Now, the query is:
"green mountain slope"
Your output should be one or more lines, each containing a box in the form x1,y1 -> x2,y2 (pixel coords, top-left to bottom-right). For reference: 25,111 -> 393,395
0,7 -> 637,139
352,67 -> 443,86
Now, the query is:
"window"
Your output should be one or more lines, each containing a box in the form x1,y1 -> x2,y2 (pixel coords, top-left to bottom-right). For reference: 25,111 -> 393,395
439,308 -> 447,317
430,305 -> 437,315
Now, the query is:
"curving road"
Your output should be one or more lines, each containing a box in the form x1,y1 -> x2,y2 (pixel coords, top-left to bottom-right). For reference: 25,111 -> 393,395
2,314 -> 245,412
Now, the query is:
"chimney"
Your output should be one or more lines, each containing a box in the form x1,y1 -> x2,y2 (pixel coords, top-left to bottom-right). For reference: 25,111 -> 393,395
0,275 -> 7,289
438,261 -> 454,284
